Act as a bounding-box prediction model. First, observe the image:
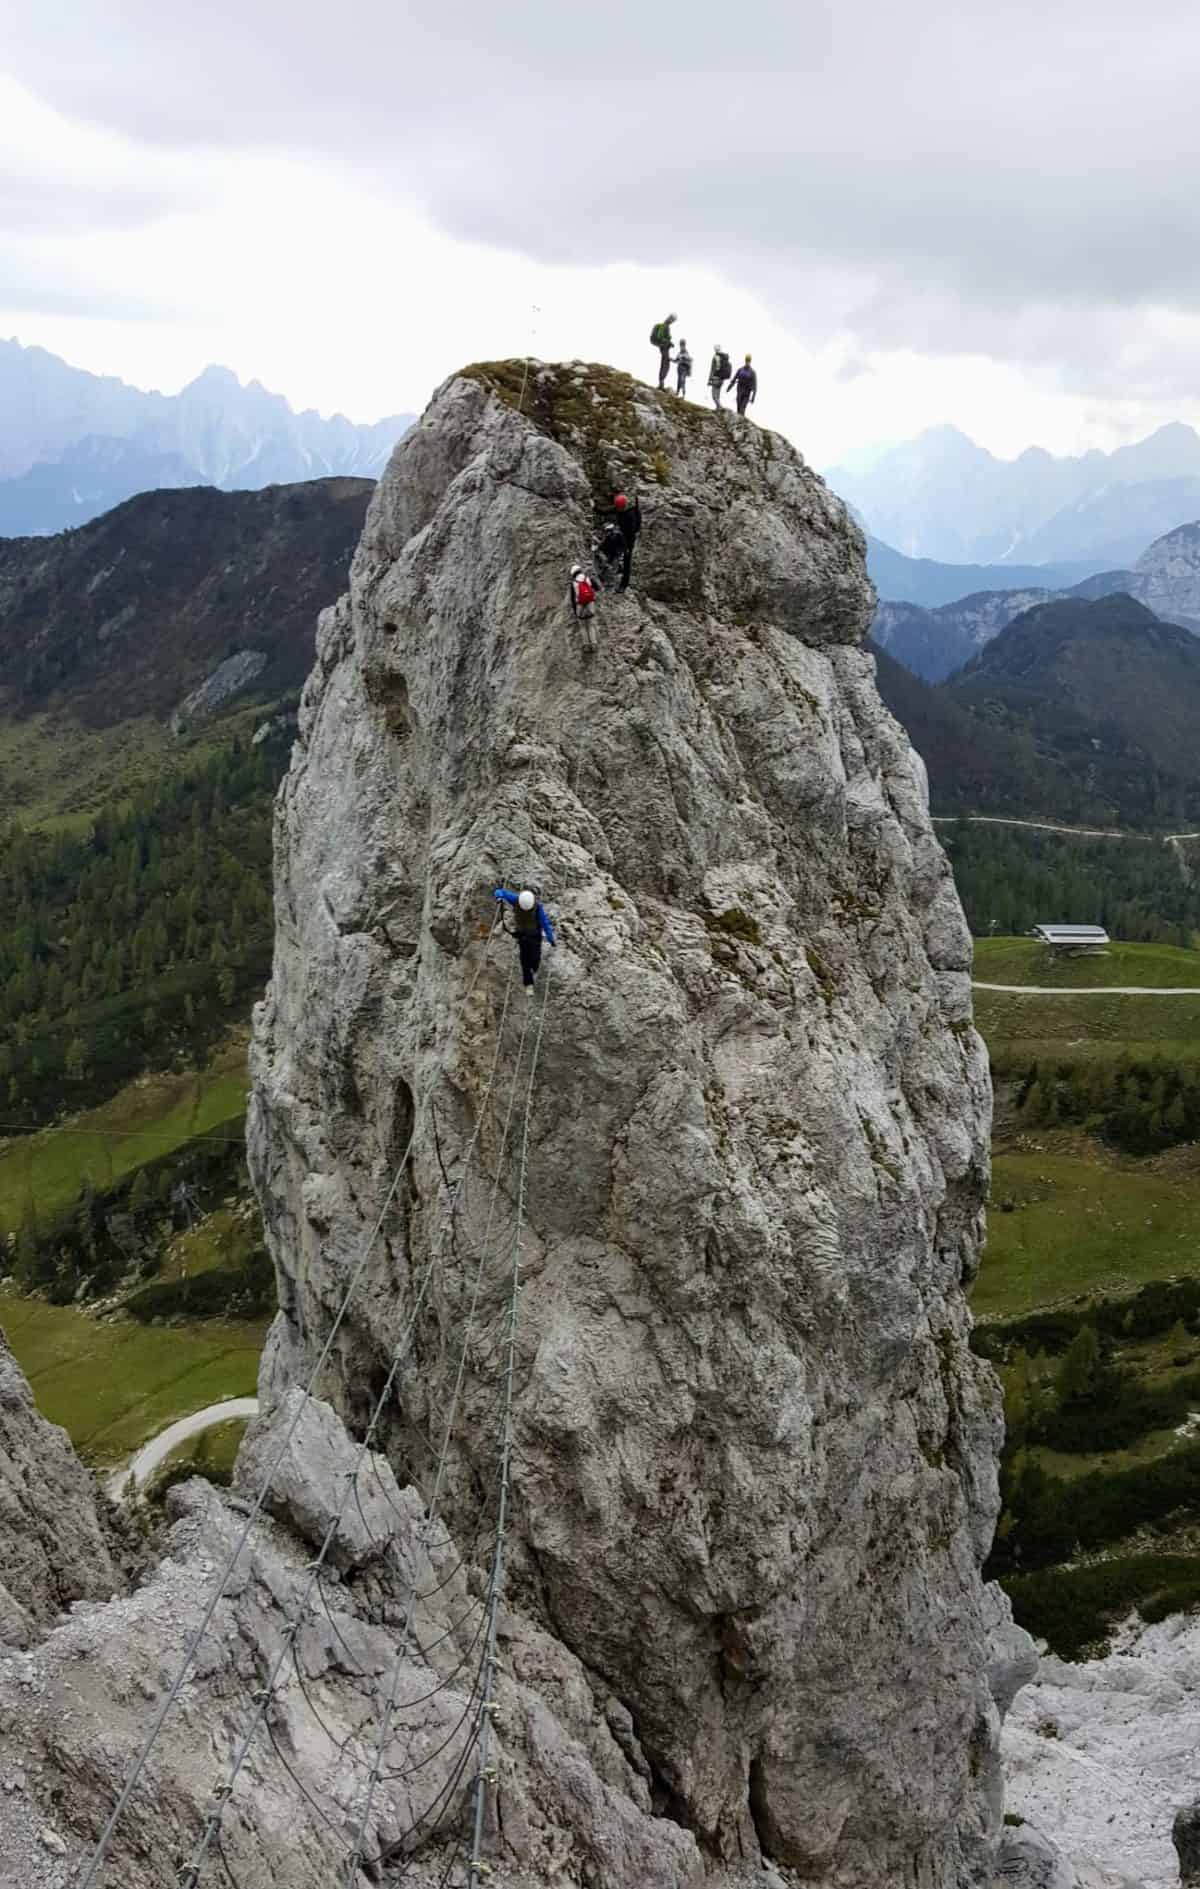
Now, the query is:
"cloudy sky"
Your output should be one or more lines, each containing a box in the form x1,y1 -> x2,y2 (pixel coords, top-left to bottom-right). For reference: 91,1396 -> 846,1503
4,0 -> 1200,464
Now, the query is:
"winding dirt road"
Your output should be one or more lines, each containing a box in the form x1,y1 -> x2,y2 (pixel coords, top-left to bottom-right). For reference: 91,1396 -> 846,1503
106,1396 -> 258,1503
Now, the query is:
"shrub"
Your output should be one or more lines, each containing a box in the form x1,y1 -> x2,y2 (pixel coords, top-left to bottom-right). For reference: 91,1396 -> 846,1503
1004,1554 -> 1200,1660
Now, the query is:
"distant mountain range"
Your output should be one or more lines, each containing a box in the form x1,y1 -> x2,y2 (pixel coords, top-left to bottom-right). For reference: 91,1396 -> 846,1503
0,339 -> 413,535
871,520 -> 1200,680
874,592 -> 1200,828
862,535 -> 1108,610
831,422 -> 1200,569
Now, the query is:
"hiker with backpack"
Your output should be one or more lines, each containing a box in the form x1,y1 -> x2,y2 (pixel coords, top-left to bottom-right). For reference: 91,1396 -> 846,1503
611,491 -> 642,591
593,520 -> 626,591
729,354 -> 758,416
708,344 -> 731,409
650,315 -> 677,389
569,563 -> 599,652
675,339 -> 693,399
493,886 -> 556,993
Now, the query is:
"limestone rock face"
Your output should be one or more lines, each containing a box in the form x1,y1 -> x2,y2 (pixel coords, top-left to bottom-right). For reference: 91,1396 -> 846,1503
0,1327 -> 119,1647
249,362 -> 1001,1884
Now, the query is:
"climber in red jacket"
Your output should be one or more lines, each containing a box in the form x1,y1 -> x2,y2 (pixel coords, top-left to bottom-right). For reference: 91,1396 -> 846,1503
569,564 -> 598,652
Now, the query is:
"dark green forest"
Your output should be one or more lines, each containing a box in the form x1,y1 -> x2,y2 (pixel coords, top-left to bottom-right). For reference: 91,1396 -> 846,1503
0,733 -> 286,1130
1005,1058 -> 1200,1155
944,821 -> 1200,941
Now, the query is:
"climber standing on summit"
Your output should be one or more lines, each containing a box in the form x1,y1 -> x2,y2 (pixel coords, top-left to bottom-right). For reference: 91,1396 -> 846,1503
611,491 -> 642,591
650,314 -> 676,390
494,886 -> 556,992
675,339 -> 693,399
729,354 -> 758,416
708,343 -> 731,409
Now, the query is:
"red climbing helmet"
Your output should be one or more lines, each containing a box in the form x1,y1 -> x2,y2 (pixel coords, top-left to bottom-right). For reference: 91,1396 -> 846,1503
614,493 -> 628,510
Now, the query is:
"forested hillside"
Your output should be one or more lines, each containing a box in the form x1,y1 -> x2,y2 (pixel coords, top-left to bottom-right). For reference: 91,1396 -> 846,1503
944,822 -> 1200,941
875,592 -> 1200,827
0,733 -> 283,1129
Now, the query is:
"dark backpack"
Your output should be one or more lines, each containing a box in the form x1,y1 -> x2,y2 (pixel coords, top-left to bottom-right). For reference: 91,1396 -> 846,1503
650,322 -> 669,348
716,351 -> 731,380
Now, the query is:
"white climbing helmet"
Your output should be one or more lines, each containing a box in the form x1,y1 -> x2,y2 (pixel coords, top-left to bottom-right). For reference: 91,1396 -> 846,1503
517,889 -> 536,912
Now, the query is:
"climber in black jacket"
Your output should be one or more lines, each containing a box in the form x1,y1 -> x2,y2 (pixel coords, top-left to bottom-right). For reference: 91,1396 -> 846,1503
612,491 -> 642,591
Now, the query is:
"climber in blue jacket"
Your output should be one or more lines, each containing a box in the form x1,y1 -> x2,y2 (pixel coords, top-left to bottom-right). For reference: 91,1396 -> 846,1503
494,886 -> 556,992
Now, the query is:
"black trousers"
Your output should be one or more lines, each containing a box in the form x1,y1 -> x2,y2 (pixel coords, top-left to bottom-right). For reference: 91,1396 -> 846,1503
736,391 -> 752,415
619,543 -> 633,590
517,933 -> 542,986
676,369 -> 689,396
658,346 -> 671,388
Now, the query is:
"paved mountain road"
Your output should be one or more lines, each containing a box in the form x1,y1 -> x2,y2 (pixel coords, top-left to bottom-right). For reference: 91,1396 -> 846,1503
106,1396 -> 259,1503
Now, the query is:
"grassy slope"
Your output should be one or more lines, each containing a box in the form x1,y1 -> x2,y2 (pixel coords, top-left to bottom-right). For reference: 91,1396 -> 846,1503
0,1034 -> 248,1235
975,937 -> 1200,989
974,988 -> 1200,1066
0,1290 -> 264,1464
973,938 -> 1200,1066
978,1138 -> 1200,1319
974,938 -> 1200,1320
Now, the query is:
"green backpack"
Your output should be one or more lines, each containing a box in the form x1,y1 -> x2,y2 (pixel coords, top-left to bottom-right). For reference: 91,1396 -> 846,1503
650,322 -> 669,347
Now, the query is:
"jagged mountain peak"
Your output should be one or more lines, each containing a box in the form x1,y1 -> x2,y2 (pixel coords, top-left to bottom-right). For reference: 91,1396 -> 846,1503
0,336 -> 415,529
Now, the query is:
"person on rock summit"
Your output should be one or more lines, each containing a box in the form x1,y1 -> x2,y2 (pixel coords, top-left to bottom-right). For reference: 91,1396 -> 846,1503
675,338 -> 693,399
650,314 -> 676,390
729,354 -> 758,416
494,885 -> 556,992
708,343 -> 731,409
611,491 -> 642,591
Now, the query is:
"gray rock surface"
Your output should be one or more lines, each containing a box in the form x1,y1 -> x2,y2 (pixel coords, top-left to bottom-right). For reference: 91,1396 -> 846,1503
1004,1612 -> 1200,1887
1133,521 -> 1200,633
171,648 -> 267,729
994,1823 -> 1142,1888
1,1392 -> 701,1889
985,1581 -> 1040,1718
247,361 -> 1002,1884
0,1327 -> 119,1647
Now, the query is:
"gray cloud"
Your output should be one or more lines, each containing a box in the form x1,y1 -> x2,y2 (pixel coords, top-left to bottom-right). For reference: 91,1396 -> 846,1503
7,0 -> 1200,379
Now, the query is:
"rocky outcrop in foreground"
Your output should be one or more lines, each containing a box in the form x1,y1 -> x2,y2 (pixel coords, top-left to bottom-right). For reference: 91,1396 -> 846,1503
0,1329 -> 120,1648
